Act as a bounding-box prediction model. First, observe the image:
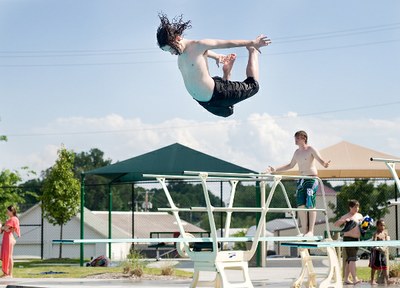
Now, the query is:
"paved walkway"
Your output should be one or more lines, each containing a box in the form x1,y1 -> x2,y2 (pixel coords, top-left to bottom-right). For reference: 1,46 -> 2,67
0,259 -> 390,288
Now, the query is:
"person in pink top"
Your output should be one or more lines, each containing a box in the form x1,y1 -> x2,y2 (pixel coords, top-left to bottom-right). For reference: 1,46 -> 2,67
1,205 -> 20,278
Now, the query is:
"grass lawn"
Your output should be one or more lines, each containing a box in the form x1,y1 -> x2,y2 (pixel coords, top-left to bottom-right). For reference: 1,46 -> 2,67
13,259 -> 192,279
357,267 -> 371,281
10,259 -> 388,282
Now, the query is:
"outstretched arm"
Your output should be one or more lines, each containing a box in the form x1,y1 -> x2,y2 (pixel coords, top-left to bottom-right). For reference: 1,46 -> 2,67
198,35 -> 271,53
266,153 -> 297,174
311,147 -> 330,168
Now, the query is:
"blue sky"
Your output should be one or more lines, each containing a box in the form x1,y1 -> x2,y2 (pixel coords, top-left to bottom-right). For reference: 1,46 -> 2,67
1,0 -> 400,177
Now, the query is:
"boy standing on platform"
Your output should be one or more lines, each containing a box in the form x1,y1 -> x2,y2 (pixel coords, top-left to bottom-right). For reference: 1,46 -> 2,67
266,130 -> 330,237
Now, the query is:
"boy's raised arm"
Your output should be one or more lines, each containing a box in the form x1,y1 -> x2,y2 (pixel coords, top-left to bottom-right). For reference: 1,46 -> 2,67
197,35 -> 271,52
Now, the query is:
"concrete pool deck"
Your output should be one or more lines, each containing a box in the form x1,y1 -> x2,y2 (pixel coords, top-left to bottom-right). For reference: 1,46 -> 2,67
1,259 -> 389,288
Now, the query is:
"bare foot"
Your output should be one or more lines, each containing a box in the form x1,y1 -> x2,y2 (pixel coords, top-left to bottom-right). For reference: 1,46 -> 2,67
0,274 -> 11,278
304,231 -> 314,237
221,53 -> 236,80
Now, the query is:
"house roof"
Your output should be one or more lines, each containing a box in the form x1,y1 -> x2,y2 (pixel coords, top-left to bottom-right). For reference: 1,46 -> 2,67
20,205 -> 205,239
286,141 -> 400,179
92,211 -> 205,238
76,208 -> 130,238
84,142 -> 255,183
266,218 -> 298,232
266,218 -> 326,232
317,184 -> 337,196
19,204 -> 130,239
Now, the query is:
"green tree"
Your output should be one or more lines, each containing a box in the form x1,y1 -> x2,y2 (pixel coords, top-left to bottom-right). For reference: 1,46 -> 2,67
0,169 -> 26,221
41,146 -> 80,258
20,178 -> 42,212
73,148 -> 112,211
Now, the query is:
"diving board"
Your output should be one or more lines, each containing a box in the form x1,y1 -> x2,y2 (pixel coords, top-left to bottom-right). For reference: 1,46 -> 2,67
282,239 -> 400,249
371,157 -> 400,191
53,235 -> 323,244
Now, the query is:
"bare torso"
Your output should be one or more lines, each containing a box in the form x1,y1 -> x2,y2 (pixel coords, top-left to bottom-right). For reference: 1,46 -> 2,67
374,231 -> 388,241
341,212 -> 363,238
294,146 -> 318,176
177,40 -> 215,102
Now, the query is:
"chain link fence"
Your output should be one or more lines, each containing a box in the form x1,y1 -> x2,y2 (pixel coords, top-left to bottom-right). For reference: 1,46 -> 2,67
4,176 -> 398,260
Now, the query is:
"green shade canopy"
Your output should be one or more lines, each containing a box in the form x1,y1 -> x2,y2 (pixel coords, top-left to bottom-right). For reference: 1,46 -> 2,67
84,143 -> 255,183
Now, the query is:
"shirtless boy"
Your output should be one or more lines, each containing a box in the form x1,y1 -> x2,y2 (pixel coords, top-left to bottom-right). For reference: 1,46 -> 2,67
266,130 -> 330,237
334,200 -> 364,285
156,13 -> 271,117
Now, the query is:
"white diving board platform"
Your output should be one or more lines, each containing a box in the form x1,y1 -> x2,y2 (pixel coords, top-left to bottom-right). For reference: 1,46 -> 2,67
281,239 -> 400,248
53,235 -> 323,245
159,207 -> 326,213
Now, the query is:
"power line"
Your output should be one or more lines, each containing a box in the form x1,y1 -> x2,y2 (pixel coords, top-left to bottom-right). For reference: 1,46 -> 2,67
0,48 -> 159,54
0,38 -> 398,68
0,22 -> 399,58
0,59 -> 173,68
272,100 -> 400,119
267,38 -> 400,56
273,22 -> 400,41
5,100 -> 400,138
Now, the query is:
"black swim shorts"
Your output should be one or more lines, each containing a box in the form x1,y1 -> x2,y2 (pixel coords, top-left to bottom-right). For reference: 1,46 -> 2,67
196,76 -> 259,117
343,236 -> 360,262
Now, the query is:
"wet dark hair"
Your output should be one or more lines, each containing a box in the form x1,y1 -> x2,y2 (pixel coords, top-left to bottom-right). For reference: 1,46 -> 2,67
376,219 -> 385,226
7,205 -> 17,217
348,199 -> 359,209
156,13 -> 191,55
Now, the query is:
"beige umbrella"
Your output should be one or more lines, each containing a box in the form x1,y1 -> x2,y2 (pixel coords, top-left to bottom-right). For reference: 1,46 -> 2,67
285,141 -> 400,179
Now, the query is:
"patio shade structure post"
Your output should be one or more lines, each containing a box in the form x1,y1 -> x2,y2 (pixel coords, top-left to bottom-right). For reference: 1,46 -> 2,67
108,183 -> 112,259
80,173 -> 85,267
131,184 -> 135,240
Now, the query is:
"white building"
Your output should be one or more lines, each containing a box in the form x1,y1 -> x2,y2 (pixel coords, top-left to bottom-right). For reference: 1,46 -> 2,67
15,205 -> 205,261
15,204 -> 131,260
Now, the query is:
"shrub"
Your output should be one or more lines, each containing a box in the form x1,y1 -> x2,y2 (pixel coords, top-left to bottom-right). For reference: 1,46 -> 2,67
122,250 -> 146,278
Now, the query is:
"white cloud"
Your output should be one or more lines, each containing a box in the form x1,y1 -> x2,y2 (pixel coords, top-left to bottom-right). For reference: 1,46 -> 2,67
2,114 -> 400,180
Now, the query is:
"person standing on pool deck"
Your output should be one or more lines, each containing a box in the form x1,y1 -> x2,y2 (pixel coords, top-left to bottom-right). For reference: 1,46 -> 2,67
156,13 -> 271,117
369,219 -> 392,285
334,199 -> 364,285
1,205 -> 20,278
266,130 -> 330,237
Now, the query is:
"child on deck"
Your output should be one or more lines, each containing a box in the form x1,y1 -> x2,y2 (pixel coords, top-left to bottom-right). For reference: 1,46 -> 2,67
334,199 -> 363,285
370,219 -> 392,285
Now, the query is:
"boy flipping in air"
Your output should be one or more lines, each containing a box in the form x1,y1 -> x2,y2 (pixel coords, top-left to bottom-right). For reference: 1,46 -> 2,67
156,13 -> 271,117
